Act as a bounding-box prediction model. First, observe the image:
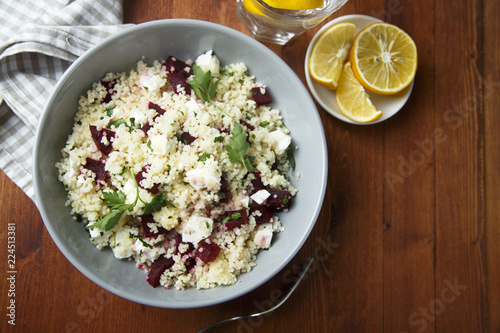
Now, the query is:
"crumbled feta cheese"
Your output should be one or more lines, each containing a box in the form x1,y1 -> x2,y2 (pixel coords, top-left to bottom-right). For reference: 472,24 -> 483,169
123,179 -> 137,204
139,73 -> 165,91
182,215 -> 213,245
269,130 -> 291,152
185,158 -> 221,192
253,223 -> 273,249
150,134 -> 176,155
133,237 -> 161,261
185,99 -> 202,118
112,228 -> 138,259
250,189 -> 271,205
195,50 -> 220,76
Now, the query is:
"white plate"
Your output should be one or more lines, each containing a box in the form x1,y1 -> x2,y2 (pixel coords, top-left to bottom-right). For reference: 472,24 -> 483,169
305,14 -> 414,124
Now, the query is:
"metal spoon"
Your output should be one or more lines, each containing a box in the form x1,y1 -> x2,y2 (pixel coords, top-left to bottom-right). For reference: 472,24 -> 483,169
197,257 -> 314,333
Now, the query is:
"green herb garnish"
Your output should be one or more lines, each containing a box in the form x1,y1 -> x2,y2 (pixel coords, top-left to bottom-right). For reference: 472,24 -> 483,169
189,64 -> 232,118
222,212 -> 242,224
88,170 -> 174,231
286,146 -> 296,171
225,122 -> 255,172
198,152 -> 211,162
106,106 -> 115,117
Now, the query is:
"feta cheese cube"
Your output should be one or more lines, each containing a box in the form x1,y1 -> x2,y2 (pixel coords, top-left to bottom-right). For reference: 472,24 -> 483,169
139,73 -> 165,91
269,129 -> 291,152
185,158 -> 221,192
195,50 -> 220,76
182,215 -> 213,244
150,134 -> 176,155
250,189 -> 271,205
253,223 -> 273,249
112,228 -> 138,259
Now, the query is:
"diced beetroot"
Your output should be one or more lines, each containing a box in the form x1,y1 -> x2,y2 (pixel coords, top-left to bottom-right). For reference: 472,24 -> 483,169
89,125 -> 115,155
250,172 -> 265,195
101,79 -> 116,104
83,158 -> 107,182
148,102 -> 166,118
250,204 -> 273,224
141,102 -> 167,135
165,56 -> 191,78
195,240 -> 221,264
138,215 -> 167,237
218,174 -> 231,203
239,120 -> 255,131
141,122 -> 152,134
167,71 -> 191,95
224,209 -> 248,230
135,165 -> 161,194
179,131 -> 196,145
184,257 -> 196,272
251,87 -> 273,105
266,190 -> 292,212
147,256 -> 174,288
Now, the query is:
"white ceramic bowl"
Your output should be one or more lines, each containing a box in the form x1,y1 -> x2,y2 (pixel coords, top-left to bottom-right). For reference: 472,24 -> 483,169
305,14 -> 414,124
33,19 -> 328,308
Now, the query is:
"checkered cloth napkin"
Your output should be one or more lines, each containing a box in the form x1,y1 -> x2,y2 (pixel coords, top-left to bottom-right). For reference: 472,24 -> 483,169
0,0 -> 131,201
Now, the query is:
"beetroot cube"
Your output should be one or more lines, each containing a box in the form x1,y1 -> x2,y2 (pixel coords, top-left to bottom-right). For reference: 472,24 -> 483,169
249,172 -> 265,195
147,256 -> 174,288
101,79 -> 116,104
266,190 -> 292,212
89,125 -> 115,155
165,56 -> 191,78
224,209 -> 248,230
148,102 -> 166,117
138,215 -> 167,237
167,71 -> 191,95
83,158 -> 107,182
250,205 -> 273,224
218,174 -> 231,203
195,240 -> 221,264
179,131 -> 196,145
135,165 -> 161,194
251,87 -> 272,105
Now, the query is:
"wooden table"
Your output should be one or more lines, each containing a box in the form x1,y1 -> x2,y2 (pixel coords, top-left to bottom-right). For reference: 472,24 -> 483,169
1,0 -> 498,332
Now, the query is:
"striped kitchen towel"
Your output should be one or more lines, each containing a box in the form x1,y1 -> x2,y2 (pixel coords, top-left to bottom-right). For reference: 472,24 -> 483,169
0,0 -> 132,201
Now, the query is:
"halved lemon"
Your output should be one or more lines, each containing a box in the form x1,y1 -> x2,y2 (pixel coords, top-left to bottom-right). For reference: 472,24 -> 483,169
244,0 -> 324,16
336,62 -> 383,123
309,22 -> 357,89
350,22 -> 417,95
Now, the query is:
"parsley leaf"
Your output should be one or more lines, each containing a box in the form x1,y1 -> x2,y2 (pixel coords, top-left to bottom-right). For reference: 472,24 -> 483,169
102,190 -> 133,211
222,212 -> 242,224
286,146 -> 296,171
89,209 -> 124,231
189,63 -> 219,102
143,193 -> 175,215
198,152 -> 211,162
225,122 -> 255,172
189,63 -> 233,118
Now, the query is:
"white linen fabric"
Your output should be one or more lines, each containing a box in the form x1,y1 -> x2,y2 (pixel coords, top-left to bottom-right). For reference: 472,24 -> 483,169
0,0 -> 132,200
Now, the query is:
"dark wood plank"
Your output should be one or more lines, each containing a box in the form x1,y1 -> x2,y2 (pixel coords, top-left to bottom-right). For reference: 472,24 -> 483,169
484,0 -> 500,331
381,0 -> 437,331
434,0 -> 486,332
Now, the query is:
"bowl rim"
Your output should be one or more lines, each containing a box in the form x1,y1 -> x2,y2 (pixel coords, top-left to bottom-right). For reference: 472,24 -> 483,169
33,18 -> 328,308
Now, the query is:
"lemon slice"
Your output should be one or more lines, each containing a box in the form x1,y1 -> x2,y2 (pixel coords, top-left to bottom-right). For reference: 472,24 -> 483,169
309,22 -> 357,89
335,62 -> 383,122
350,22 -> 417,95
244,0 -> 324,16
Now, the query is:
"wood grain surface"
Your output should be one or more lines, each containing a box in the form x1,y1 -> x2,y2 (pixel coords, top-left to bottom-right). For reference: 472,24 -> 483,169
1,0 -> 499,332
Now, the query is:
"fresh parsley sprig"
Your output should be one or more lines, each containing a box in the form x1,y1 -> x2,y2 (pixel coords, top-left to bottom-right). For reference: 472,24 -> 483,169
88,169 -> 174,231
189,64 -> 232,118
225,122 -> 255,172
